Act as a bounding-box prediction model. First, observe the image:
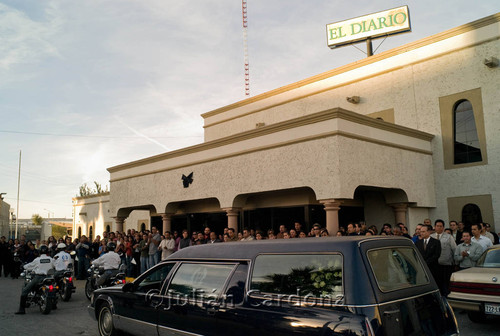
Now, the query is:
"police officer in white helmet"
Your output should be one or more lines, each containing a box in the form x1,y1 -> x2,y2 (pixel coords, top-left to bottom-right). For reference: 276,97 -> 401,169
15,245 -> 54,314
54,243 -> 73,278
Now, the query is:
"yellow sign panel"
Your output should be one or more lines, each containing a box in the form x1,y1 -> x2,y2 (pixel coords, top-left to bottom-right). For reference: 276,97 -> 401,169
326,6 -> 411,49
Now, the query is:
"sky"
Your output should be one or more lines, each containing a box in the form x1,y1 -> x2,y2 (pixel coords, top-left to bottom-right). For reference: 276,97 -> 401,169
0,0 -> 498,219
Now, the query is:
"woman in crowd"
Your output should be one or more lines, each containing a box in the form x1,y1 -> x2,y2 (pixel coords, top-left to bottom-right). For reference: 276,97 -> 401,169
125,236 -> 134,277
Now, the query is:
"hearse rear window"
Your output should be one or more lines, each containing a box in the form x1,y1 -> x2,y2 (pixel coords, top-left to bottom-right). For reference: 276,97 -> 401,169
367,247 -> 429,292
250,254 -> 343,298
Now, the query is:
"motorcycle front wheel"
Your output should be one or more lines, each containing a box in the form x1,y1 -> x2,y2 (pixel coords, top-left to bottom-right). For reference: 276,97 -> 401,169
39,292 -> 52,315
85,279 -> 94,300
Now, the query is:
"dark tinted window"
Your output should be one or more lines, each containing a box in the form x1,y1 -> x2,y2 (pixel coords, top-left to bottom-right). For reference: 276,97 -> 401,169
367,247 -> 429,292
224,264 -> 248,305
454,100 -> 482,164
250,254 -> 343,298
136,263 -> 175,293
168,263 -> 235,299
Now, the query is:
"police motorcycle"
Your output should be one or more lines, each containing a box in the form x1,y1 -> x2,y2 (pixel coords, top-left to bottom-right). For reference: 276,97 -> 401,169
53,246 -> 76,302
56,264 -> 75,301
21,266 -> 57,314
85,242 -> 127,300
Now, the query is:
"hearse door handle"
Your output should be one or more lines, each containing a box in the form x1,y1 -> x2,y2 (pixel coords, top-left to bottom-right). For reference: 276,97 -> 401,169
206,304 -> 220,315
383,309 -> 400,315
383,309 -> 401,322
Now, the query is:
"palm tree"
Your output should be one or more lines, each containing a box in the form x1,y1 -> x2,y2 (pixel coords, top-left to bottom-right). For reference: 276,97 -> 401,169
31,214 -> 44,226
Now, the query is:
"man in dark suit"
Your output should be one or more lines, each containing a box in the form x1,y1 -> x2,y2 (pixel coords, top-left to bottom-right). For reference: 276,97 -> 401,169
207,232 -> 221,244
415,224 -> 441,287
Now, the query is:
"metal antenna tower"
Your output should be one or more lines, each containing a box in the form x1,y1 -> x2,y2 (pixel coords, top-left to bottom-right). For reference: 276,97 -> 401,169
242,0 -> 250,96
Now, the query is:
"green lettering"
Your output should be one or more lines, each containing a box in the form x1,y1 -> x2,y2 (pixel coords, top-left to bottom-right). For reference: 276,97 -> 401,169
388,14 -> 394,26
394,12 -> 407,25
329,28 -> 337,40
378,16 -> 391,28
362,21 -> 367,32
367,19 -> 378,31
337,26 -> 346,38
329,27 -> 346,40
351,23 -> 363,35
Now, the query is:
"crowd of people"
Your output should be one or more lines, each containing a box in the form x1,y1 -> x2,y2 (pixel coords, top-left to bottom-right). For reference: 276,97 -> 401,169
0,219 -> 498,286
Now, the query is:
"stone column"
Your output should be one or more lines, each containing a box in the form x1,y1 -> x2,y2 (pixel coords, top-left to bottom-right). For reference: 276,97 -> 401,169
223,208 -> 241,234
113,216 -> 125,233
320,199 -> 342,235
390,203 -> 408,225
160,213 -> 173,233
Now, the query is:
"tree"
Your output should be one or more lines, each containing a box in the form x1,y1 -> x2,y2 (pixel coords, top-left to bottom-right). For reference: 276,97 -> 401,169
78,181 -> 109,197
52,224 -> 67,238
31,214 -> 44,226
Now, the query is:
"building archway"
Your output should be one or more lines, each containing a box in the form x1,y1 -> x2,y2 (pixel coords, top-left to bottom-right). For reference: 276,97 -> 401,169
166,198 -> 224,236
462,203 -> 482,229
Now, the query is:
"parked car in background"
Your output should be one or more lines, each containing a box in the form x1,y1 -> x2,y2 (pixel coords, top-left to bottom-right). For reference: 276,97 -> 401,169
89,236 -> 458,336
449,245 -> 500,322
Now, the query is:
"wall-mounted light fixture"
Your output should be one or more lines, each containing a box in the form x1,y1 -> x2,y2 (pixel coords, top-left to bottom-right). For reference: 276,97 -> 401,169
346,96 -> 360,104
484,57 -> 499,68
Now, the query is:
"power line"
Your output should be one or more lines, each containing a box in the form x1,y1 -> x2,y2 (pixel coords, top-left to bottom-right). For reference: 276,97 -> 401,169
3,196 -> 72,207
0,129 -> 203,139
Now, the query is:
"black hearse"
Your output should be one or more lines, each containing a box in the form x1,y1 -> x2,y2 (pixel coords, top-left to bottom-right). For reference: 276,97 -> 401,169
89,236 -> 459,336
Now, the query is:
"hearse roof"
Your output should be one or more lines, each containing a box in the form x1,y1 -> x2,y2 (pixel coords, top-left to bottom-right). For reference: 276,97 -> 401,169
167,235 -> 413,261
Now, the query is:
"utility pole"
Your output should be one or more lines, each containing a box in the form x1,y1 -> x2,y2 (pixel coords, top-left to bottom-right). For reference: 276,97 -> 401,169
16,150 -> 21,239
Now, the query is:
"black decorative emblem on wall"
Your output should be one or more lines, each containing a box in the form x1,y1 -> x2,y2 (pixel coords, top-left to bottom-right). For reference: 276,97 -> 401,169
182,172 -> 194,188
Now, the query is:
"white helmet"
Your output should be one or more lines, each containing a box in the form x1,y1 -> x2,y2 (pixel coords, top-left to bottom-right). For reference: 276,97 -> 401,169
57,243 -> 67,249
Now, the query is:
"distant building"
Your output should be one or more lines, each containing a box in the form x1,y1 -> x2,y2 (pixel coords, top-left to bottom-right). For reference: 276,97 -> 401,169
0,198 -> 12,238
72,192 -> 149,239
104,13 -> 499,236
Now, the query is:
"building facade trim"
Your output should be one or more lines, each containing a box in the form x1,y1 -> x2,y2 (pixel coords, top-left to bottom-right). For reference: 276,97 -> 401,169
109,108 -> 433,182
109,108 -> 433,175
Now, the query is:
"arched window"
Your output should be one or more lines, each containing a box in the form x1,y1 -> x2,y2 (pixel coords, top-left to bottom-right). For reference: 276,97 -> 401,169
106,225 -> 111,233
461,203 -> 483,228
454,100 -> 482,164
78,227 -> 82,239
140,223 -> 146,233
89,226 -> 93,240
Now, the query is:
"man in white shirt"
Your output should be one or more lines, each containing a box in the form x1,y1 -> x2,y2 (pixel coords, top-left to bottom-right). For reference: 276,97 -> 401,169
15,245 -> 54,314
92,242 -> 121,287
431,219 -> 456,296
454,231 -> 483,269
471,223 -> 492,253
480,223 -> 495,244
158,231 -> 175,261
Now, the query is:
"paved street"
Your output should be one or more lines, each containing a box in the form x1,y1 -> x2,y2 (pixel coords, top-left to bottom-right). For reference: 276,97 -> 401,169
0,277 -> 99,336
0,276 -> 498,335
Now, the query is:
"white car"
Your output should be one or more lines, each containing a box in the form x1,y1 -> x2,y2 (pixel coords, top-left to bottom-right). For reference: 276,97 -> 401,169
448,245 -> 500,322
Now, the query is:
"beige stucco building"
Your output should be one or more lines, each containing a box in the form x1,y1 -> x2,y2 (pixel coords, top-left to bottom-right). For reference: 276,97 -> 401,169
72,192 -> 149,239
102,13 -> 499,237
0,198 -> 12,238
